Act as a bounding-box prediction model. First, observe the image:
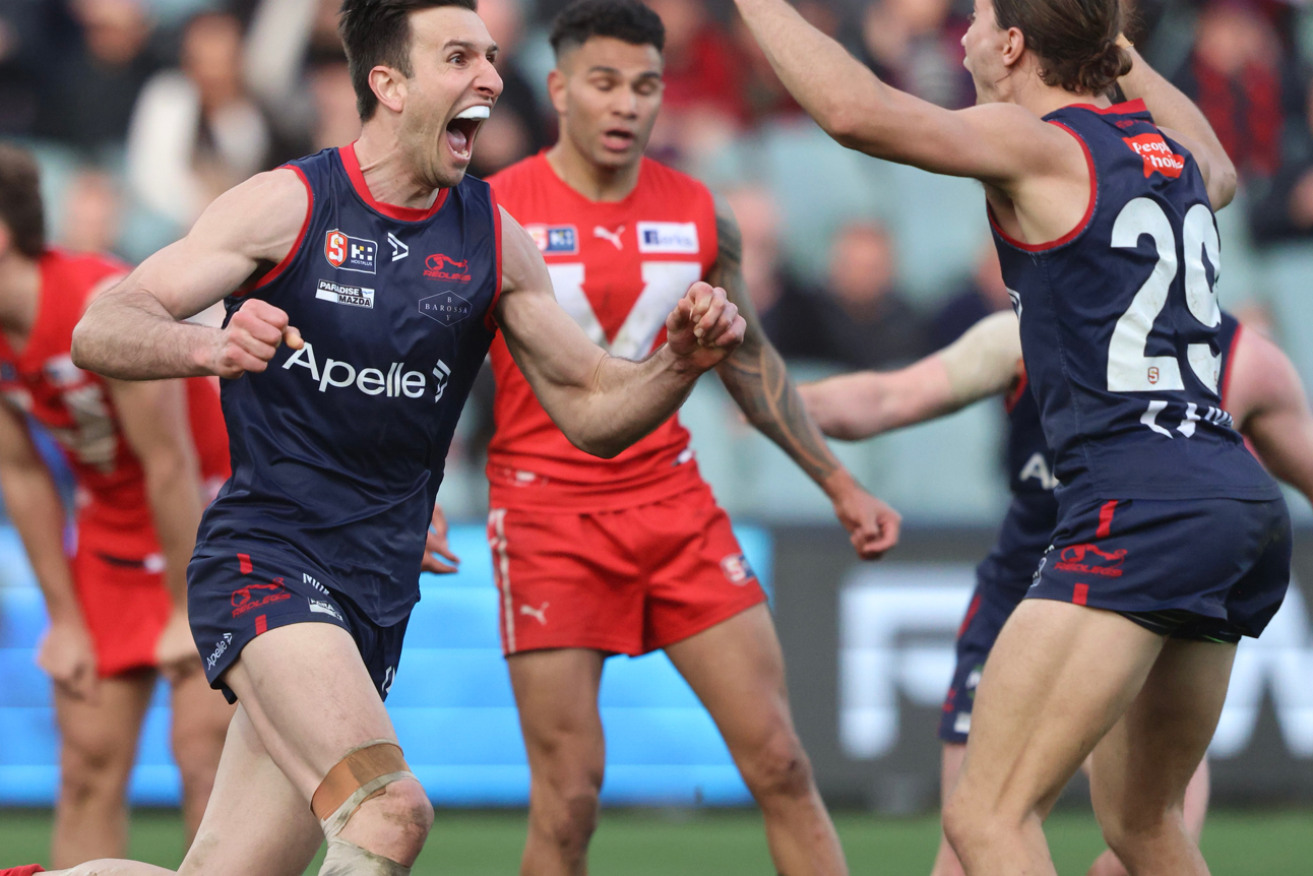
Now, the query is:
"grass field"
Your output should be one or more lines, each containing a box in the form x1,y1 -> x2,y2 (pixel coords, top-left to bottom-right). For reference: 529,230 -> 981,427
2,808 -> 1312,874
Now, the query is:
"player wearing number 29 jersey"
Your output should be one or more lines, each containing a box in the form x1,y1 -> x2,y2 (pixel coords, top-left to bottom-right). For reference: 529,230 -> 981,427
994,100 -> 1289,641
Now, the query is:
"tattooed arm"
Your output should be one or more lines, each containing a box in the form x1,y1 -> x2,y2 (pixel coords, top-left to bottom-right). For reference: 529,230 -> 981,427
711,195 -> 900,558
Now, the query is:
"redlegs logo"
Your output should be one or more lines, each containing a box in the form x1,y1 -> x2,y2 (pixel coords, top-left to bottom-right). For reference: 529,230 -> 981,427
1122,133 -> 1184,179
1054,543 -> 1127,577
424,253 -> 471,282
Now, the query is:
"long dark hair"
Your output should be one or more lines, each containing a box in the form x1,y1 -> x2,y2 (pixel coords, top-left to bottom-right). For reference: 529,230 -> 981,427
993,0 -> 1131,95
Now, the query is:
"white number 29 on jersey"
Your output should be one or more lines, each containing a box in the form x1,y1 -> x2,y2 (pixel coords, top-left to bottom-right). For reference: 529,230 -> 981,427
547,262 -> 704,360
1106,198 -> 1221,393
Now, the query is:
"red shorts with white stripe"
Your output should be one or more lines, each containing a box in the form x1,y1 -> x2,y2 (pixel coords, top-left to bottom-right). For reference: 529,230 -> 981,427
486,485 -> 767,656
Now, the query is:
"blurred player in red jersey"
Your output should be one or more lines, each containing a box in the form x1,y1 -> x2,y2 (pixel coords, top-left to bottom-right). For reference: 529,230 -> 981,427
0,146 -> 233,865
471,2 -> 898,873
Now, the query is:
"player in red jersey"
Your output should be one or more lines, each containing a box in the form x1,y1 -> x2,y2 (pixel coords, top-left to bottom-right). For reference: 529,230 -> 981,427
476,2 -> 898,873
0,146 -> 233,865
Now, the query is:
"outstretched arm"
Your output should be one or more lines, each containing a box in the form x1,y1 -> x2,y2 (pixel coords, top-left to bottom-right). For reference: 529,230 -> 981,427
1228,327 -> 1313,504
1117,41 -> 1237,210
730,0 -> 1066,186
495,207 -> 744,459
72,169 -> 307,381
711,196 -> 899,558
802,311 -> 1023,440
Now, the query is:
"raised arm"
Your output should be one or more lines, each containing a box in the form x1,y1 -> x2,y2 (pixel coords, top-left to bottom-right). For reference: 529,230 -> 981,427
1117,41 -> 1237,210
494,207 -> 744,459
800,311 -> 1023,440
0,404 -> 97,699
730,0 -> 1067,186
108,377 -> 205,678
1228,327 -> 1313,504
711,196 -> 899,557
71,168 -> 307,381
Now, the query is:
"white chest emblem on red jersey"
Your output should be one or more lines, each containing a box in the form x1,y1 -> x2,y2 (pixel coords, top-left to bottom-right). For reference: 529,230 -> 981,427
548,261 -> 702,360
593,225 -> 625,250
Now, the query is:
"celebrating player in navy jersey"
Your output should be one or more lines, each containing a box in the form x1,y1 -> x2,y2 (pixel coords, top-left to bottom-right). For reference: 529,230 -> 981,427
734,0 -> 1290,872
0,2 -> 745,876
802,308 -> 1313,876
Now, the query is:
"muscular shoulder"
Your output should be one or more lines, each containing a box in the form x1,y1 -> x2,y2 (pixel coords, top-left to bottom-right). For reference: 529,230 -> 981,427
195,167 -> 312,264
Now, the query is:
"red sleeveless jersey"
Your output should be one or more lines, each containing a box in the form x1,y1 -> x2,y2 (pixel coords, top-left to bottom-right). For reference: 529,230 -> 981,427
487,154 -> 719,510
0,249 -> 230,554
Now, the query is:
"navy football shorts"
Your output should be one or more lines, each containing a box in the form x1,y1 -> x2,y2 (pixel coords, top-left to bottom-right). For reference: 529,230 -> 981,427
188,549 -> 409,704
1027,496 -> 1292,644
938,562 -> 1033,744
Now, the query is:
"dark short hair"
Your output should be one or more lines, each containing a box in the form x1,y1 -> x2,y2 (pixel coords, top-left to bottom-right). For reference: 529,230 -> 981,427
0,145 -> 45,259
549,0 -> 665,58
339,0 -> 478,120
994,0 -> 1131,96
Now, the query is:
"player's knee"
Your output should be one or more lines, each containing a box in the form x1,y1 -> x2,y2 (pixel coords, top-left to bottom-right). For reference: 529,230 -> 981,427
60,733 -> 132,802
1098,804 -> 1180,864
538,774 -> 601,853
360,779 -> 434,852
941,786 -> 1003,858
738,726 -> 814,803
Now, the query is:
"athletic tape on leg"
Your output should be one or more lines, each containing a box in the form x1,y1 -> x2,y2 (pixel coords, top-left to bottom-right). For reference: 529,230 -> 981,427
313,739 -> 416,838
318,836 -> 412,876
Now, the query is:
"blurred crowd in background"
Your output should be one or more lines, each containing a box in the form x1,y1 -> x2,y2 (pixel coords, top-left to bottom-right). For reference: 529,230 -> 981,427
4,0 -> 1313,523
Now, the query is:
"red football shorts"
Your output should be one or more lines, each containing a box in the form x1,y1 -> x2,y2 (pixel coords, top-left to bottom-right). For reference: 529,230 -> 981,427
72,544 -> 172,678
486,485 -> 767,656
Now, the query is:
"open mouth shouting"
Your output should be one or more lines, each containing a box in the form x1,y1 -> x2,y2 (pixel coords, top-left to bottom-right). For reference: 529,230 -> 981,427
445,104 -> 490,163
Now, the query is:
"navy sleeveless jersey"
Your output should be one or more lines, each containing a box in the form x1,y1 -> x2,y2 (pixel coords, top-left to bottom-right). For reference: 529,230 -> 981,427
980,371 -> 1058,587
1217,310 -> 1242,410
992,99 -> 1279,505
195,145 -> 501,625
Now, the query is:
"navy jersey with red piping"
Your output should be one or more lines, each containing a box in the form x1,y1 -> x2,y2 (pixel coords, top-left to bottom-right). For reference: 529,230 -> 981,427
992,99 -> 1279,505
193,144 -> 501,625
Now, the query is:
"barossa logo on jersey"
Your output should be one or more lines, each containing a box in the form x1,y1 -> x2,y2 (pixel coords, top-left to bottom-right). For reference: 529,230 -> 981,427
324,230 -> 378,273
419,291 -> 473,326
315,279 -> 375,309
1122,133 -> 1184,179
527,224 -> 578,255
282,339 -> 450,402
424,253 -> 471,282
637,221 -> 699,254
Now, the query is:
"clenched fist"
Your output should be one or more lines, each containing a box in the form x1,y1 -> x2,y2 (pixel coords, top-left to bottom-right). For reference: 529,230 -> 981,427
665,282 -> 745,372
206,299 -> 304,379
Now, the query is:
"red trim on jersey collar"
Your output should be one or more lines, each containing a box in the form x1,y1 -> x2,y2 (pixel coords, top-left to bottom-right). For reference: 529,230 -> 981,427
339,143 -> 449,221
988,121 -> 1097,253
234,166 -> 314,298
1065,98 -> 1148,116
1220,321 -> 1243,411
